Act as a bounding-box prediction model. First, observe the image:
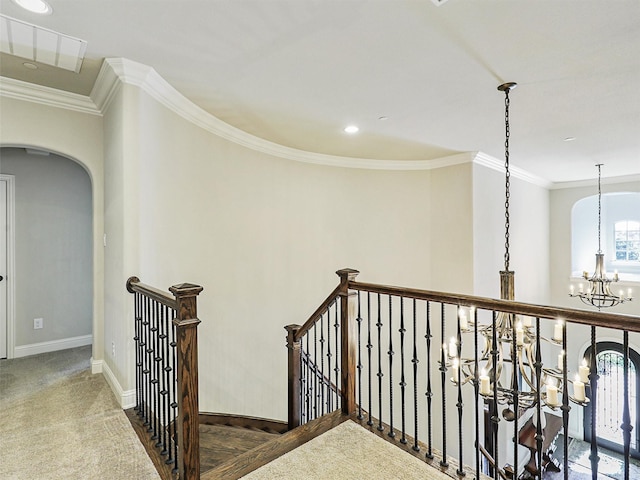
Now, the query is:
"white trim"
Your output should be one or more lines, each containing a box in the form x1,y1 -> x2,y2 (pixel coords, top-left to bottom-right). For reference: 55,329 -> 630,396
90,357 -> 103,374
101,359 -> 136,409
13,333 -> 93,358
0,76 -> 101,115
473,151 -> 553,188
0,175 -> 15,359
551,173 -> 640,190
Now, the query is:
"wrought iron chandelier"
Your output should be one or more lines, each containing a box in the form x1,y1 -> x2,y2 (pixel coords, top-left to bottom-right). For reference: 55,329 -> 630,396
569,164 -> 633,309
448,83 -> 588,421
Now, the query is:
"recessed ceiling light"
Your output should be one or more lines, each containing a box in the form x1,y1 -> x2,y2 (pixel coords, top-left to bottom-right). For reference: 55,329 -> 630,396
344,125 -> 359,134
564,137 -> 576,142
378,116 -> 388,121
11,0 -> 53,15
22,62 -> 38,69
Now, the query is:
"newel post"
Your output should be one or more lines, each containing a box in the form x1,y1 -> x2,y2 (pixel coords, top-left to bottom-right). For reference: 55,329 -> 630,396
337,268 -> 359,416
285,324 -> 302,430
169,282 -> 204,480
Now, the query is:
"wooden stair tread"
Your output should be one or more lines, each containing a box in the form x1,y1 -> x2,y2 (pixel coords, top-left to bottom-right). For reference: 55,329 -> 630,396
199,423 -> 281,473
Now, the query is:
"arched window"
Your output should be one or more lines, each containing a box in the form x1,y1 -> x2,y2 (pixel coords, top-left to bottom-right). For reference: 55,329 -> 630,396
583,342 -> 640,459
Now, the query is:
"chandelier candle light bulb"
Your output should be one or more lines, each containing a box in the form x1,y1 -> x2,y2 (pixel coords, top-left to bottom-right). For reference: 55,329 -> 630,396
479,369 -> 490,395
557,350 -> 564,371
459,311 -> 468,331
452,358 -> 459,383
516,322 -> 524,346
547,379 -> 559,406
573,374 -> 586,402
449,337 -> 457,358
553,320 -> 563,342
579,358 -> 590,383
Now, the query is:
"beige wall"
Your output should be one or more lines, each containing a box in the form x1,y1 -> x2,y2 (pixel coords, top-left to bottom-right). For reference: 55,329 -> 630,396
0,96 -> 104,362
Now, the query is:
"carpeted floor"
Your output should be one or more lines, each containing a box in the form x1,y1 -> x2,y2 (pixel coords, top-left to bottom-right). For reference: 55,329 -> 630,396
241,420 -> 454,480
0,346 -> 160,480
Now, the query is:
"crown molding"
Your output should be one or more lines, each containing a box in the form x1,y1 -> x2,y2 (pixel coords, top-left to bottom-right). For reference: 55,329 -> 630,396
97,58 -> 479,171
550,174 -> 640,190
473,151 -> 552,189
0,76 -> 100,115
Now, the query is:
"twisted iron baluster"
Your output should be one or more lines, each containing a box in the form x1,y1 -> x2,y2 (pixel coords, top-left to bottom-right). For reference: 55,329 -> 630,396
562,323 -> 570,480
474,307 -> 480,480
377,293 -> 384,432
169,317 -> 178,469
320,312 -> 325,416
426,301 -> 434,459
534,317 -> 543,477
367,292 -> 373,426
357,292 -> 363,420
457,306 -> 465,476
151,300 -> 160,442
412,298 -> 420,452
327,305 -> 332,413
491,311 -> 499,480
305,334 -> 311,423
399,296 -> 407,444
388,295 -> 396,439
511,313 -> 518,480
313,322 -> 318,421
160,304 -> 170,456
134,292 -> 141,414
334,302 -> 340,410
589,326 -> 599,479
440,303 -> 448,467
144,296 -> 151,429
622,331 -> 631,480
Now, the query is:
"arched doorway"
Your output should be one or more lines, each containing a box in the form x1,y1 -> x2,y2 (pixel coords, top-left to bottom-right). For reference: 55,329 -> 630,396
584,341 -> 640,459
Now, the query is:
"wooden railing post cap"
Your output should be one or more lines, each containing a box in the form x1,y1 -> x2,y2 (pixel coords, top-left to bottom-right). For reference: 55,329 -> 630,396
169,283 -> 204,298
285,324 -> 301,334
126,276 -> 140,293
336,268 -> 359,282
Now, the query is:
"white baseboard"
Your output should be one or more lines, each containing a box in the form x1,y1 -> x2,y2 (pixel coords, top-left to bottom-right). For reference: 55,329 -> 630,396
101,359 -> 136,409
13,334 -> 93,358
90,357 -> 103,374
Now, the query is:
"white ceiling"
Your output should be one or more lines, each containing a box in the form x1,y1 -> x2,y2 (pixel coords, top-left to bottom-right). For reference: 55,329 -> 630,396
1,0 -> 639,184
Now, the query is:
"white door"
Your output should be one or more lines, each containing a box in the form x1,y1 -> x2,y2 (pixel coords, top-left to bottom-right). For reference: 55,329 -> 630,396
0,178 -> 7,359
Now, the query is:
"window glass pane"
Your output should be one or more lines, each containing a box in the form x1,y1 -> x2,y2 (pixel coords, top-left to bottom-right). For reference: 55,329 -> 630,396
617,251 -> 628,260
630,251 -> 639,261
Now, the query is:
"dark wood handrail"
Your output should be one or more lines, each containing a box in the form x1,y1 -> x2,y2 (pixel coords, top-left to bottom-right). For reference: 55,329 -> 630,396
294,284 -> 341,341
126,276 -> 178,310
350,280 -> 640,332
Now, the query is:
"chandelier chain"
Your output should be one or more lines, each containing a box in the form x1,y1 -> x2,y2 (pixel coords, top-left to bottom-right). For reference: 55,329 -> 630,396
597,163 -> 602,254
504,90 -> 511,271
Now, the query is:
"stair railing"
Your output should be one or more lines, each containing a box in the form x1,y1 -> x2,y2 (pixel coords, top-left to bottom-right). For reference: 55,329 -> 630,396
287,268 -> 640,480
127,277 -> 203,480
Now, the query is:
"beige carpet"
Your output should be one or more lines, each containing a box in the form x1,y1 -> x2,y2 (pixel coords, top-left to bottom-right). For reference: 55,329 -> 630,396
241,420 -> 453,480
0,346 -> 160,480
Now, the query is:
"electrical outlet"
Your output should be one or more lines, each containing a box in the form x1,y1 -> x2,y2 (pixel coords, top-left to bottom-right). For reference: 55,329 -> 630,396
34,318 -> 43,329
112,342 -> 116,356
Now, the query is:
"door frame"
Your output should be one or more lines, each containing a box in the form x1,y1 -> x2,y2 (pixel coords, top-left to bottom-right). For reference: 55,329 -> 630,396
0,174 -> 15,359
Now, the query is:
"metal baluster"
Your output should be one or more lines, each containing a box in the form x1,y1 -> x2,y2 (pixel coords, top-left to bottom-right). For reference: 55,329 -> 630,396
151,300 -> 160,441
312,323 -> 319,419
134,292 -> 141,414
160,304 -> 170,455
388,295 -> 396,439
534,318 -> 543,477
367,292 -> 373,426
440,303 -> 448,467
491,311 -> 499,480
299,338 -> 304,425
589,326 -> 599,479
474,307 -> 480,480
377,293 -> 384,432
457,306 -> 465,476
399,296 -> 407,444
144,296 -> 151,428
426,301 -> 434,459
412,298 -> 420,452
357,292 -> 363,420
562,321 -> 569,480
622,331 -> 631,480
320,312 -> 325,416
327,305 -> 332,413
305,335 -> 311,423
169,318 -> 178,469
334,302 -> 340,410
510,312 -> 519,480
